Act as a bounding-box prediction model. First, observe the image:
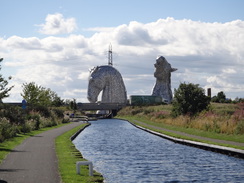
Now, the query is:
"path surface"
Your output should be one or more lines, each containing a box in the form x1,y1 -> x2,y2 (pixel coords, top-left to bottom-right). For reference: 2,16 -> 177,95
0,122 -> 82,183
132,120 -> 244,147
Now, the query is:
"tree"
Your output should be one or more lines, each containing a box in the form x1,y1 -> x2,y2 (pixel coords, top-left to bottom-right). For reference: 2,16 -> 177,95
21,82 -> 63,106
21,82 -> 43,105
172,82 -> 210,116
211,91 -> 226,103
70,98 -> 77,110
51,92 -> 64,107
0,58 -> 14,101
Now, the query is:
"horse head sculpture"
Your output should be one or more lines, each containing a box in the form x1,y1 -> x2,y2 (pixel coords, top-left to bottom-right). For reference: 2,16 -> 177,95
87,65 -> 127,104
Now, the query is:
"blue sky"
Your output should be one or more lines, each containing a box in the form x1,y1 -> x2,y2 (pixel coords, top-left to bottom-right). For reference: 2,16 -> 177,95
0,0 -> 244,102
2,0 -> 243,37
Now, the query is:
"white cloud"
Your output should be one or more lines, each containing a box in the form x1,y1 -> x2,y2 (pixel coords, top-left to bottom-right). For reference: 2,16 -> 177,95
1,17 -> 244,102
6,36 -> 42,50
85,27 -> 115,33
222,68 -> 236,74
78,72 -> 90,80
38,13 -> 77,35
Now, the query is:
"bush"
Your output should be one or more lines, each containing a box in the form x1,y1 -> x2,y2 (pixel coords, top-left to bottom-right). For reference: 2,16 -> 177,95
39,117 -> 56,128
26,112 -> 41,130
0,104 -> 25,124
20,122 -> 32,133
0,101 -> 68,143
0,104 -> 67,142
52,108 -> 64,118
29,105 -> 51,118
0,118 -> 18,142
172,83 -> 210,117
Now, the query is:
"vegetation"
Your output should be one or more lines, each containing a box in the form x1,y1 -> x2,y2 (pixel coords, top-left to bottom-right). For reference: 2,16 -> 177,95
211,91 -> 226,103
172,83 -> 210,117
55,124 -> 103,183
1,75 -> 68,143
117,102 -> 244,136
0,58 -> 13,102
211,91 -> 244,104
118,83 -> 243,145
21,82 -> 64,107
0,103 -> 69,142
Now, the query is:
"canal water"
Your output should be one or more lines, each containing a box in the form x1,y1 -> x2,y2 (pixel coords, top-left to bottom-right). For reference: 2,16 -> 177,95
73,119 -> 244,183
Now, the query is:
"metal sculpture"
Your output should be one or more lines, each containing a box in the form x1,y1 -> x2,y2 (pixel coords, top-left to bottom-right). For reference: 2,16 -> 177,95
152,56 -> 177,103
87,65 -> 127,104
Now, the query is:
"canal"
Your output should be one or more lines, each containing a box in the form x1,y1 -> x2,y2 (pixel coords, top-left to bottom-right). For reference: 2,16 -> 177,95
73,119 -> 244,183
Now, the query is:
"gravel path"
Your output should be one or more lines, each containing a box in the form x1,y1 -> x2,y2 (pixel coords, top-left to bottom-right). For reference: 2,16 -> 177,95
0,122 -> 82,183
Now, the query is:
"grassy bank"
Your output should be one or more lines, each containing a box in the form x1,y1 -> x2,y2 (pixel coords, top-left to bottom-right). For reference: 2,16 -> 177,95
117,103 -> 244,149
55,123 -> 103,183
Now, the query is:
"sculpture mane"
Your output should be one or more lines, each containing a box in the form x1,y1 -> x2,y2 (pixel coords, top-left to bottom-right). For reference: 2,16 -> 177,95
87,65 -> 127,104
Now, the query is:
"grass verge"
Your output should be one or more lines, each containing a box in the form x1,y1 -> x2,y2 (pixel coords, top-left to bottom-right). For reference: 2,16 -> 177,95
55,123 -> 103,183
118,116 -> 244,150
0,123 -> 69,164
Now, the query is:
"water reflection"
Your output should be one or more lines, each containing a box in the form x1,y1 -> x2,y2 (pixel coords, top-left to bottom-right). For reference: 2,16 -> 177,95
73,119 -> 244,183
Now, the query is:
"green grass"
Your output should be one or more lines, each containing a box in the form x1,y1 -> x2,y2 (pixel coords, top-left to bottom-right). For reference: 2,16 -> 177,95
118,116 -> 244,150
0,123 -> 69,164
55,123 -> 103,183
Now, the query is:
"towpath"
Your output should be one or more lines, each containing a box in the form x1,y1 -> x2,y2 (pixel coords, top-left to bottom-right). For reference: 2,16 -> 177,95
0,122 -> 82,183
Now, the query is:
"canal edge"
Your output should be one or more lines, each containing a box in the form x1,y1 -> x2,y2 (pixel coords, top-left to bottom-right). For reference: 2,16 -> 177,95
70,122 -> 91,141
124,120 -> 244,159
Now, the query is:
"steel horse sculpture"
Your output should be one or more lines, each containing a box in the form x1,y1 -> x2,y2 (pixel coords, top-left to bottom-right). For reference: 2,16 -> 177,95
87,65 -> 127,104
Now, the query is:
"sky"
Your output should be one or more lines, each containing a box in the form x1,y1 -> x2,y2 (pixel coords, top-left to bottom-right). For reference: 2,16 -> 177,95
1,0 -> 244,102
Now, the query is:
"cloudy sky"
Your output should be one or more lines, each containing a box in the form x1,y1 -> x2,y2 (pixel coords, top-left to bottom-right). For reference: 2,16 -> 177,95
1,0 -> 244,102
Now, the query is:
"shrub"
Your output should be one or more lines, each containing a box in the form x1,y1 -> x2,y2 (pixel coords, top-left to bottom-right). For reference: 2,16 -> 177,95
172,83 -> 210,117
20,121 -> 32,133
30,105 -> 51,118
0,118 -> 18,142
52,108 -> 64,118
26,112 -> 41,130
0,104 -> 25,124
39,117 -> 54,128
0,103 -> 67,142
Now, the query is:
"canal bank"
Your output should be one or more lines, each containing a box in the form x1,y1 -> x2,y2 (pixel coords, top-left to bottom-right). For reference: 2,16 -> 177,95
127,119 -> 244,159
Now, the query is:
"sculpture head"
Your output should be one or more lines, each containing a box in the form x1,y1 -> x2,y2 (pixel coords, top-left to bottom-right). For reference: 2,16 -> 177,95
87,65 -> 127,103
87,67 -> 106,102
154,56 -> 177,81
